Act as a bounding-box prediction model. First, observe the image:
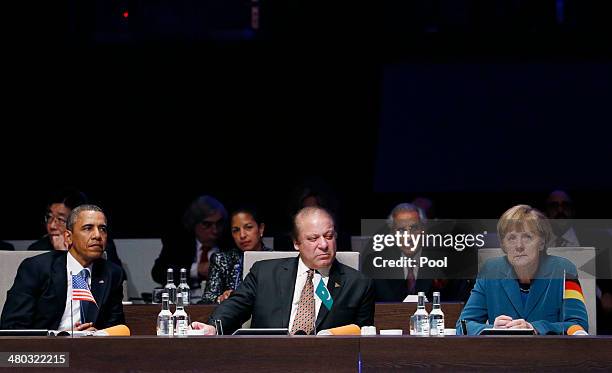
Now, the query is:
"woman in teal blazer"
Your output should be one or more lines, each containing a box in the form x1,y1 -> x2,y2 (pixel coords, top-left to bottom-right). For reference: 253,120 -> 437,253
457,205 -> 589,335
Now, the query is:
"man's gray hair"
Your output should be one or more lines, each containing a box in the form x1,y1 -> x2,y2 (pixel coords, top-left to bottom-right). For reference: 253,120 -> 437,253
386,203 -> 427,228
183,195 -> 228,231
67,204 -> 104,231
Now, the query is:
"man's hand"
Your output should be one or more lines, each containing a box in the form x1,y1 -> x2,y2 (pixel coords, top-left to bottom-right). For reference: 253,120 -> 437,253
74,322 -> 97,332
191,321 -> 217,335
50,235 -> 69,251
217,290 -> 233,304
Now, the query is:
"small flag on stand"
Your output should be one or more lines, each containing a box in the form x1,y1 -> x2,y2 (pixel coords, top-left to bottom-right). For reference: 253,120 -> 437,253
72,274 -> 97,305
315,279 -> 334,311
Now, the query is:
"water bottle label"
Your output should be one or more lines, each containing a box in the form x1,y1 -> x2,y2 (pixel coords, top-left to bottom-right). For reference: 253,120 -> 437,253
157,319 -> 171,336
176,320 -> 189,335
430,319 -> 445,336
418,319 -> 429,335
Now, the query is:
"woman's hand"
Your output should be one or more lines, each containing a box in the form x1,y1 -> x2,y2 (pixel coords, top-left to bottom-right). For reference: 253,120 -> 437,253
493,315 -> 513,328
216,290 -> 233,304
505,318 -> 534,330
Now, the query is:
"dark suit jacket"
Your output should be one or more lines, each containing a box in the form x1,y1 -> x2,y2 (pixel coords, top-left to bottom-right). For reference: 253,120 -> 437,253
27,236 -> 126,278
0,251 -> 125,330
0,240 -> 14,251
209,257 -> 375,334
151,231 -> 199,286
363,247 -> 472,302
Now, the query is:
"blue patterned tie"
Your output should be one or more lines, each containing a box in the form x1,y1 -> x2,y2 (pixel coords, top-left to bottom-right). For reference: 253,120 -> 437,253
79,269 -> 90,323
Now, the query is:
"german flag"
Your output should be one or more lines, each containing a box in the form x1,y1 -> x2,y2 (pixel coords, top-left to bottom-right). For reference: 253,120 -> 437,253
564,276 -> 586,305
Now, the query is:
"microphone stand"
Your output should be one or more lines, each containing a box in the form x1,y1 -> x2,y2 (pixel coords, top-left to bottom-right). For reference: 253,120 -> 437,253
313,271 -> 318,336
562,269 -> 566,336
70,271 -> 74,338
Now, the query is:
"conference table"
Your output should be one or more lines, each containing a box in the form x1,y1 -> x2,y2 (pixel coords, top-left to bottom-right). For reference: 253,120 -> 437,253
1,335 -> 611,372
124,303 -> 463,335
2,304 -> 611,371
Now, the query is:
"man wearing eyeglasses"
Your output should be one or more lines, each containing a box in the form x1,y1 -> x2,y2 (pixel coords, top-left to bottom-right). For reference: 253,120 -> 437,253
363,203 -> 471,303
28,190 -> 84,251
544,189 -> 612,334
152,195 -> 228,287
27,188 -> 125,272
1,205 -> 125,331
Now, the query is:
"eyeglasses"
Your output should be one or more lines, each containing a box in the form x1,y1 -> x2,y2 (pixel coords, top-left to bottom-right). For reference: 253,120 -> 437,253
200,219 -> 224,230
394,224 -> 422,234
44,214 -> 67,226
546,201 -> 572,209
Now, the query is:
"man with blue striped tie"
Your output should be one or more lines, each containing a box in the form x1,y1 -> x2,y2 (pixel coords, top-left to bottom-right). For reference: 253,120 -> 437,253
0,205 -> 124,331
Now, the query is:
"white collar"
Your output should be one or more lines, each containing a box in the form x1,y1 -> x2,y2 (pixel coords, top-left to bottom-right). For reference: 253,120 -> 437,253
67,251 -> 92,278
297,256 -> 330,277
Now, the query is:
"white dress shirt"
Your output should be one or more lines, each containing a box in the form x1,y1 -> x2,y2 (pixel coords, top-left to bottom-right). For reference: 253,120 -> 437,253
58,252 -> 92,331
189,239 -> 219,280
288,257 -> 330,331
402,251 -> 421,281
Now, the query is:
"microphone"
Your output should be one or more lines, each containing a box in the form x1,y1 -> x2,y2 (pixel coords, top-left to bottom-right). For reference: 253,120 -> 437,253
70,271 -> 74,339
93,324 -> 131,336
316,324 -> 361,336
567,325 -> 588,336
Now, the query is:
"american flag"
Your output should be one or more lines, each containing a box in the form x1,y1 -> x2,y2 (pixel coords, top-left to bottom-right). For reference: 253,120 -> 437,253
72,273 -> 97,305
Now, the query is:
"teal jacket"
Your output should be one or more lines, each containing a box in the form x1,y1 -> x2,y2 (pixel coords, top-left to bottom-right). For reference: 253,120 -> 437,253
456,254 -> 588,335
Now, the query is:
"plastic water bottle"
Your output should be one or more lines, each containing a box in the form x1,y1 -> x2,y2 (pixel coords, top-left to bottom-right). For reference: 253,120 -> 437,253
164,268 -> 177,304
178,268 -> 190,304
429,291 -> 445,336
156,292 -> 173,336
172,292 -> 190,336
413,291 -> 429,336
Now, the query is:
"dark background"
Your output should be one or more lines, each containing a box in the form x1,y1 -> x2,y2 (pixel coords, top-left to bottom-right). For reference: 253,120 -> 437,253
2,0 -> 612,241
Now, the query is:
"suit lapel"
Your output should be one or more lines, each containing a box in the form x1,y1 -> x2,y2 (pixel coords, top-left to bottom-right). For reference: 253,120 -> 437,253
524,257 -> 554,318
501,279 -> 524,317
50,253 -> 69,329
501,262 -> 524,317
88,260 -> 109,323
280,257 -> 298,329
315,260 -> 343,330
523,278 -> 549,319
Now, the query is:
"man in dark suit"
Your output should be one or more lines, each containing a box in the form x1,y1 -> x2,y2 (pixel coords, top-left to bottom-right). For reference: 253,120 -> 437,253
151,195 -> 228,286
544,189 -> 612,334
363,203 -> 472,303
0,205 -> 124,331
27,188 -> 125,273
192,206 -> 375,335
